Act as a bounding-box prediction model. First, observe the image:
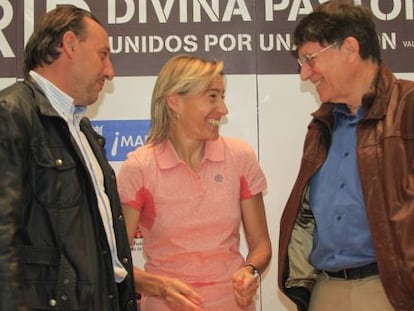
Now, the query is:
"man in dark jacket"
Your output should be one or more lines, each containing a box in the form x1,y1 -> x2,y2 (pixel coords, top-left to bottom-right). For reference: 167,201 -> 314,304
0,6 -> 138,311
278,1 -> 414,311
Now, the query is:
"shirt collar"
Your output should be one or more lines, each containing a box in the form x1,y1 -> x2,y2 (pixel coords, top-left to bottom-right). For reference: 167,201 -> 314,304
155,137 -> 225,170
333,104 -> 365,124
29,70 -> 86,124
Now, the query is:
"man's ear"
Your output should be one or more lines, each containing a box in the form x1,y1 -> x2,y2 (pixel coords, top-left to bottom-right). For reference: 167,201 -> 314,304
343,36 -> 359,56
61,31 -> 77,55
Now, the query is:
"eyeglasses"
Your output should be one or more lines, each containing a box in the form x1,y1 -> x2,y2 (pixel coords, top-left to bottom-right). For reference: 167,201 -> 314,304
297,42 -> 337,68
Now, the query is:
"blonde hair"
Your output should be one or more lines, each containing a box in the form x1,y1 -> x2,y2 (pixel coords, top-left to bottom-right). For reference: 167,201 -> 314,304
146,55 -> 224,145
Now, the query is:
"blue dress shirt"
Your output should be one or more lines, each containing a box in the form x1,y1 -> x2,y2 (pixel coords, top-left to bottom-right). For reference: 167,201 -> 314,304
309,104 -> 376,271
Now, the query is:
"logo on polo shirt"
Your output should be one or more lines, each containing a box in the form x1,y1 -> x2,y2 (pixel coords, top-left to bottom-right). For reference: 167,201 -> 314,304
214,174 -> 224,182
91,119 -> 150,161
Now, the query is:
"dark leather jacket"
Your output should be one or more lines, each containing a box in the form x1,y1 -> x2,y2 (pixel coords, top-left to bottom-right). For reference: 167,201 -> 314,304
278,64 -> 414,311
0,78 -> 138,311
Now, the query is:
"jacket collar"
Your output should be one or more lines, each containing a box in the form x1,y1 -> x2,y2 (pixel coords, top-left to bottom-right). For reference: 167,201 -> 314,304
363,63 -> 396,121
23,76 -> 61,118
312,62 -> 395,125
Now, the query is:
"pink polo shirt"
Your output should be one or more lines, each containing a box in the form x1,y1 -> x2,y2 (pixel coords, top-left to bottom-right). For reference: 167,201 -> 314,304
117,136 -> 266,311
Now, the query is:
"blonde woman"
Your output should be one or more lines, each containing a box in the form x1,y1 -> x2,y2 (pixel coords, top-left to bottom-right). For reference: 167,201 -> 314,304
117,55 -> 271,311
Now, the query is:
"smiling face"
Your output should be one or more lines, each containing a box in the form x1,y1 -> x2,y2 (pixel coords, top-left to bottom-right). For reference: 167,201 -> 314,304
298,41 -> 352,104
172,75 -> 228,142
297,36 -> 373,108
71,17 -> 114,106
297,37 -> 379,113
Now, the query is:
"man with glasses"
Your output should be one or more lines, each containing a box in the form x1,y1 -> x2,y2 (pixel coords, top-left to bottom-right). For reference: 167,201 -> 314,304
278,1 -> 414,311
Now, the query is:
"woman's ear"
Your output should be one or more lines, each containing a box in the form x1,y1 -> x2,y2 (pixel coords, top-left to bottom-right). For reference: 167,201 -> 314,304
166,94 -> 180,113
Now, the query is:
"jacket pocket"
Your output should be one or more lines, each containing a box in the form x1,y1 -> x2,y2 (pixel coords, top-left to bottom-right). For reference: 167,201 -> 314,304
25,281 -> 93,311
20,245 -> 93,310
31,145 -> 82,208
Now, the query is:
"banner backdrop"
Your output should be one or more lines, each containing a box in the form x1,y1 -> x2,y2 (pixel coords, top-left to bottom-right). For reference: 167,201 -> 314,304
1,1 -> 413,310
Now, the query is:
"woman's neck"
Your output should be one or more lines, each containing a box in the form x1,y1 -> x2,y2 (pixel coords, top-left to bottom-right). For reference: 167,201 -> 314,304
169,134 -> 205,173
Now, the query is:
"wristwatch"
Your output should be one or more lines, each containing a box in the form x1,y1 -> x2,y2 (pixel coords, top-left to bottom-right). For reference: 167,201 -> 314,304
243,263 -> 260,278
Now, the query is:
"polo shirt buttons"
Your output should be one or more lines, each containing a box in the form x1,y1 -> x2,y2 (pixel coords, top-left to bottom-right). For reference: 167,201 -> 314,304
122,257 -> 129,264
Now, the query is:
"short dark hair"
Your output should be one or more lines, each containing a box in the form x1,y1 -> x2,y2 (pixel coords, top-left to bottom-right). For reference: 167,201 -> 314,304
293,1 -> 381,63
24,6 -> 102,74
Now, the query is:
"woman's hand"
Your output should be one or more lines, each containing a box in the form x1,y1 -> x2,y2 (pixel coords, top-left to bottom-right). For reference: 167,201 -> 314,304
232,266 -> 259,308
158,276 -> 204,311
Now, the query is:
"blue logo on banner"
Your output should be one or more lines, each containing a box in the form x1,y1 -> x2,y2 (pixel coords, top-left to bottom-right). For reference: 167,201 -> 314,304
90,120 -> 150,161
